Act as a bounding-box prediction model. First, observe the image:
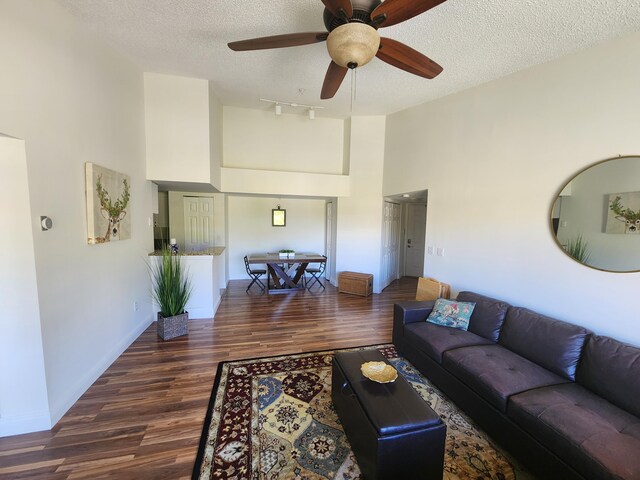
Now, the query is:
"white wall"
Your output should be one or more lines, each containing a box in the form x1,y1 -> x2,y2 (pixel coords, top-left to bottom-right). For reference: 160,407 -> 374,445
209,83 -> 223,191
384,32 -> 640,346
0,136 -> 51,436
336,116 -> 387,293
223,106 -> 345,174
145,73 -> 212,184
227,196 -> 326,279
0,0 -> 153,431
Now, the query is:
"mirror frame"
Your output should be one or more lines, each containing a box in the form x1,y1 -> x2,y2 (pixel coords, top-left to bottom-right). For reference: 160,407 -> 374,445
550,154 -> 640,273
272,208 -> 286,227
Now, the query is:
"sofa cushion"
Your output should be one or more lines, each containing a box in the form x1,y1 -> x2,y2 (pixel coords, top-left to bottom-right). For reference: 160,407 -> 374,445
456,291 -> 509,342
499,307 -> 590,381
508,383 -> 640,480
576,335 -> 640,418
442,344 -> 568,412
404,322 -> 494,364
426,298 -> 475,330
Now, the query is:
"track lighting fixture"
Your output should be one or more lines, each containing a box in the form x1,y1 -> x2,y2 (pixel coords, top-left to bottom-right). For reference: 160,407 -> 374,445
261,99 -> 323,119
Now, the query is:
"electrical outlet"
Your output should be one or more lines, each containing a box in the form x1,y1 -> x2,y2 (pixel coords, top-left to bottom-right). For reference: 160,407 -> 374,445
133,301 -> 139,312
427,246 -> 434,255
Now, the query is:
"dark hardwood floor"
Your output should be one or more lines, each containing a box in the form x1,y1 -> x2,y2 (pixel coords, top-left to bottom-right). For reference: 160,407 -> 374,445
0,277 -> 418,479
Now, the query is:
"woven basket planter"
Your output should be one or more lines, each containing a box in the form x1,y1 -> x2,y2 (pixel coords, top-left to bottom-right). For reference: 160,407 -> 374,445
157,312 -> 188,340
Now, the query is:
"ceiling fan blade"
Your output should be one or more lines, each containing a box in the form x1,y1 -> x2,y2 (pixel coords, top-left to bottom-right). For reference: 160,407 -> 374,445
321,61 -> 348,99
228,32 -> 328,51
321,0 -> 353,19
371,0 -> 447,28
376,37 -> 443,79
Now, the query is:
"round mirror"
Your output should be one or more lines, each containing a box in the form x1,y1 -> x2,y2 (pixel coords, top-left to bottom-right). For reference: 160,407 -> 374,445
551,155 -> 640,272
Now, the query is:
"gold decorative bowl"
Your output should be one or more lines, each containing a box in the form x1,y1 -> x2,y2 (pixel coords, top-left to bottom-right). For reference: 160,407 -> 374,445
360,361 -> 398,383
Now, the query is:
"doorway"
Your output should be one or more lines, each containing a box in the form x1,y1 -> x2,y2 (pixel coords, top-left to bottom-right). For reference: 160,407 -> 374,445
325,201 -> 335,282
381,190 -> 428,285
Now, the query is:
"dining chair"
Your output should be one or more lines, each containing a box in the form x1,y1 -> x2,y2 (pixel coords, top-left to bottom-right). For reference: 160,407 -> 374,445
244,255 -> 266,293
305,256 -> 326,291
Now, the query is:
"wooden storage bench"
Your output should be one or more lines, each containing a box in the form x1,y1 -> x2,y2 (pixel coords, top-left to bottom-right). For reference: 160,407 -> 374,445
338,271 -> 373,297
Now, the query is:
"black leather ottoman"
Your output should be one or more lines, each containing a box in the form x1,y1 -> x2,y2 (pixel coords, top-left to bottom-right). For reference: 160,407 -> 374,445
332,350 -> 446,480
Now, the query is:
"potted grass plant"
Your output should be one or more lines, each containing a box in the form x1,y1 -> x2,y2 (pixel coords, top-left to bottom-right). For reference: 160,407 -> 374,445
151,247 -> 192,340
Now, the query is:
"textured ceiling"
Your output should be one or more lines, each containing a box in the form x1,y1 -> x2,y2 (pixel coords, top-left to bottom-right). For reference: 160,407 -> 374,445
58,0 -> 640,118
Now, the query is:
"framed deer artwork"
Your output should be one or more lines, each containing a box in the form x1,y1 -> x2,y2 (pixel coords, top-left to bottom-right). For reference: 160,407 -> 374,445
85,163 -> 131,244
606,191 -> 640,234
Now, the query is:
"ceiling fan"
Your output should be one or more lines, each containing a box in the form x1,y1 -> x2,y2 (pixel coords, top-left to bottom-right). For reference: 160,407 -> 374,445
228,0 -> 447,100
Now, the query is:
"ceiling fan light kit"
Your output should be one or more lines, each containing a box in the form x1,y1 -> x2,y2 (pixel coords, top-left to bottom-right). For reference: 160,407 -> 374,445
229,0 -> 447,99
326,23 -> 380,69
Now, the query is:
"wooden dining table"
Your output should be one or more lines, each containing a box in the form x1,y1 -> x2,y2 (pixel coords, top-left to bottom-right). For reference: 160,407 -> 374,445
247,253 -> 326,293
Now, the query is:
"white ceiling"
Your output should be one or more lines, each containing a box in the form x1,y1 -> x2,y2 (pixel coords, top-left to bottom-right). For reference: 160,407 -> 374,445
58,0 -> 640,118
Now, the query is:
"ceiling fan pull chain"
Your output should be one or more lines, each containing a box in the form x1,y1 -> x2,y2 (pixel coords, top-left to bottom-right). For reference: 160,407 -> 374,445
350,68 -> 357,113
350,69 -> 353,112
354,68 -> 357,103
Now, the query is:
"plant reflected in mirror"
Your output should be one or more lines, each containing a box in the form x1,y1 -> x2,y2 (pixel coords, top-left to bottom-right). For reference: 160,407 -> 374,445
566,235 -> 591,264
551,155 -> 640,272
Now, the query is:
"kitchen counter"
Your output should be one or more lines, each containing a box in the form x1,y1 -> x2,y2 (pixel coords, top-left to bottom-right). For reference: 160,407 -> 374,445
149,247 -> 225,257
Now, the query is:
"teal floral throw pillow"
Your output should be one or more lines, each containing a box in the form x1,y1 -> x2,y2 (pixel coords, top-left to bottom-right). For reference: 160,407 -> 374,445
426,299 -> 476,331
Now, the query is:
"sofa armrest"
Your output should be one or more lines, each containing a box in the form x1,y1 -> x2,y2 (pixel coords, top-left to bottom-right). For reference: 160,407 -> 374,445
393,301 -> 436,346
394,301 -> 436,324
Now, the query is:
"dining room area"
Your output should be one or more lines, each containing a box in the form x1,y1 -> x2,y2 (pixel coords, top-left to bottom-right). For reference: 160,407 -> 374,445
151,188 -> 336,323
227,194 -> 335,295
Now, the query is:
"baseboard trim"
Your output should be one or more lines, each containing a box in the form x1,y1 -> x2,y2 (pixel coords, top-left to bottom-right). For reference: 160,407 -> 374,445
0,411 -> 51,438
186,307 -> 214,319
48,316 -> 154,427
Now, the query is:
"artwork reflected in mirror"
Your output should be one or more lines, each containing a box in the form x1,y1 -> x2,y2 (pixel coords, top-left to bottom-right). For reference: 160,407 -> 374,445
551,155 -> 640,272
606,192 -> 640,234
272,207 -> 286,227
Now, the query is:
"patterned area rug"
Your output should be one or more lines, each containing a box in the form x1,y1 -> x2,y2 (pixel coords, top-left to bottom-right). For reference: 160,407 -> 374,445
193,345 -> 534,480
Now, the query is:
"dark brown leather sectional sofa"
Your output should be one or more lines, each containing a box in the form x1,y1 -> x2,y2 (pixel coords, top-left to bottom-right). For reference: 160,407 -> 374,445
392,291 -> 640,480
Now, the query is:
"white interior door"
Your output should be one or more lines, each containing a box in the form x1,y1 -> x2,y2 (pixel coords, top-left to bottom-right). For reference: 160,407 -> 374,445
405,203 -> 427,277
183,196 -> 214,251
381,202 -> 402,290
325,202 -> 333,281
